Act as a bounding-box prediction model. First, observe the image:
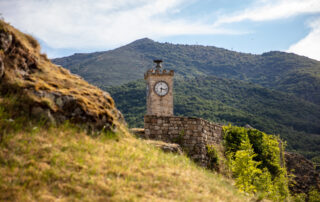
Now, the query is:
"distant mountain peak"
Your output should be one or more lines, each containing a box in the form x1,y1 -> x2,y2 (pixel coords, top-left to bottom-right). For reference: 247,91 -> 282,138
129,38 -> 154,45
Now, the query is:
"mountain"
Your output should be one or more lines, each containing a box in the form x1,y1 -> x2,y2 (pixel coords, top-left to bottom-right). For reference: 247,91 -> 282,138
105,77 -> 320,161
53,38 -> 320,105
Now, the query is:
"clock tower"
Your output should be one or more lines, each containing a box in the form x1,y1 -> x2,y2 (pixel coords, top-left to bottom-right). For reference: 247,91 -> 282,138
144,60 -> 174,116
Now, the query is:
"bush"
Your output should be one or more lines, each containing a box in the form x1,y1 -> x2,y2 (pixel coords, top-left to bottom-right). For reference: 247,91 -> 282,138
308,187 -> 320,202
223,125 -> 289,201
206,145 -> 219,170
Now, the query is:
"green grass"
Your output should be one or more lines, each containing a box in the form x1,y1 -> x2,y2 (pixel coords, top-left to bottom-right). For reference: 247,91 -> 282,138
0,124 -> 250,201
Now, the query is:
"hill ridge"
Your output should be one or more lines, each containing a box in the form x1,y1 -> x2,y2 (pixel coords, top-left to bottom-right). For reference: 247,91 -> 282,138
53,38 -> 320,104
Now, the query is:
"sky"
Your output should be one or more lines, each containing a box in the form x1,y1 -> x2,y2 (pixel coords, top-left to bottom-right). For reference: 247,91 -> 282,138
0,0 -> 320,60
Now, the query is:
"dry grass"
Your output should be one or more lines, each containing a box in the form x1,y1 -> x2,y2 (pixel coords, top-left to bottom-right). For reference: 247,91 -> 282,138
0,125 -> 251,202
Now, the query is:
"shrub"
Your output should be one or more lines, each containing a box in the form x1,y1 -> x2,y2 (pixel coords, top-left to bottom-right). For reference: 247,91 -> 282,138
206,144 -> 219,170
223,125 -> 289,201
230,136 -> 261,193
308,187 -> 320,202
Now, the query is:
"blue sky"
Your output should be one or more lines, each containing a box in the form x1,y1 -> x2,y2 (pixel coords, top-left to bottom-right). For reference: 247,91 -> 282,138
0,0 -> 319,60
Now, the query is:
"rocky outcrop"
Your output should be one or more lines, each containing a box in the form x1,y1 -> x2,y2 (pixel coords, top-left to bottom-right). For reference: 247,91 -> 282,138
131,128 -> 183,154
0,20 -> 125,132
0,31 -> 12,52
285,152 -> 320,194
145,140 -> 183,154
0,55 -> 4,78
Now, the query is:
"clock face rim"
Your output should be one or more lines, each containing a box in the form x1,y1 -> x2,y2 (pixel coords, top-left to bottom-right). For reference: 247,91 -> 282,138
154,81 -> 169,96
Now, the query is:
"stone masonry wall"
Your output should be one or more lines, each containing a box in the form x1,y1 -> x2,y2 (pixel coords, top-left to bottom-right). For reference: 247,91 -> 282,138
144,115 -> 223,167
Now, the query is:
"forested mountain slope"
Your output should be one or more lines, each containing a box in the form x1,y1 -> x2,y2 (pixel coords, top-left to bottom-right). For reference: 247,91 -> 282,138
53,38 -> 320,104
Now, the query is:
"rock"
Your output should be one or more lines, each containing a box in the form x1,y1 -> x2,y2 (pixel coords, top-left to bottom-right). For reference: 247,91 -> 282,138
244,124 -> 254,129
31,106 -> 55,124
61,95 -> 77,112
0,55 -> 4,78
285,152 -> 320,195
72,107 -> 83,116
0,20 -> 125,133
114,109 -> 126,125
145,140 -> 183,154
0,32 -> 12,52
130,128 -> 145,137
55,97 -> 63,108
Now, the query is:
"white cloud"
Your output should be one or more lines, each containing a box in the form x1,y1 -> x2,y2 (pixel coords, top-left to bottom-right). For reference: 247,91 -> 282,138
0,0 -> 237,56
213,0 -> 320,61
214,0 -> 320,25
1,0 -> 320,60
288,18 -> 320,61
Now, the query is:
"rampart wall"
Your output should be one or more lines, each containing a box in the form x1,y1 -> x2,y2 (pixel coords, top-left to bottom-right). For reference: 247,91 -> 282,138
144,115 -> 223,166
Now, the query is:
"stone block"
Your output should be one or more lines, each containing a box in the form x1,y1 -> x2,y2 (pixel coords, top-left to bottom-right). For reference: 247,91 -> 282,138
186,130 -> 192,135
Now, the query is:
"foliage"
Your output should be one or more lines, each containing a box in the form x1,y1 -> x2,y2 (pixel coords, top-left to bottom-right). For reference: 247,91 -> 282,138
229,136 -> 262,194
293,187 -> 320,202
292,193 -> 307,202
308,187 -> 320,202
223,125 -> 289,201
206,145 -> 219,170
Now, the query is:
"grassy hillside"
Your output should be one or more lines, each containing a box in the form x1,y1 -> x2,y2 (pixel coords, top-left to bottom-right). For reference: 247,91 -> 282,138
53,38 -> 320,105
0,123 -> 250,201
104,77 -> 320,160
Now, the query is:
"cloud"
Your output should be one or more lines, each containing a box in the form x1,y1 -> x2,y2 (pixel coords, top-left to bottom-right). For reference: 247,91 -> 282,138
0,0 -> 237,56
214,0 -> 320,25
288,18 -> 320,61
213,0 -> 320,61
1,0 -> 319,60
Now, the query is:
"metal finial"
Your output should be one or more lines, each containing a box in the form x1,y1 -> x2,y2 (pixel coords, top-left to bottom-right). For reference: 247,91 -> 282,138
153,59 -> 163,69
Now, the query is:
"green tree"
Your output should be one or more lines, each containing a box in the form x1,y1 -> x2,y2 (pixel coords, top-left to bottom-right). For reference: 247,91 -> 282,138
230,135 -> 261,194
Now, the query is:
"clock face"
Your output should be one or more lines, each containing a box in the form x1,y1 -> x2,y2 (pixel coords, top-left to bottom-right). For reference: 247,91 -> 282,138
154,81 -> 169,96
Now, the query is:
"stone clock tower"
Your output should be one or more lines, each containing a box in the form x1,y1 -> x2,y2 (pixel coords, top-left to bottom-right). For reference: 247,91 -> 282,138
144,60 -> 174,116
